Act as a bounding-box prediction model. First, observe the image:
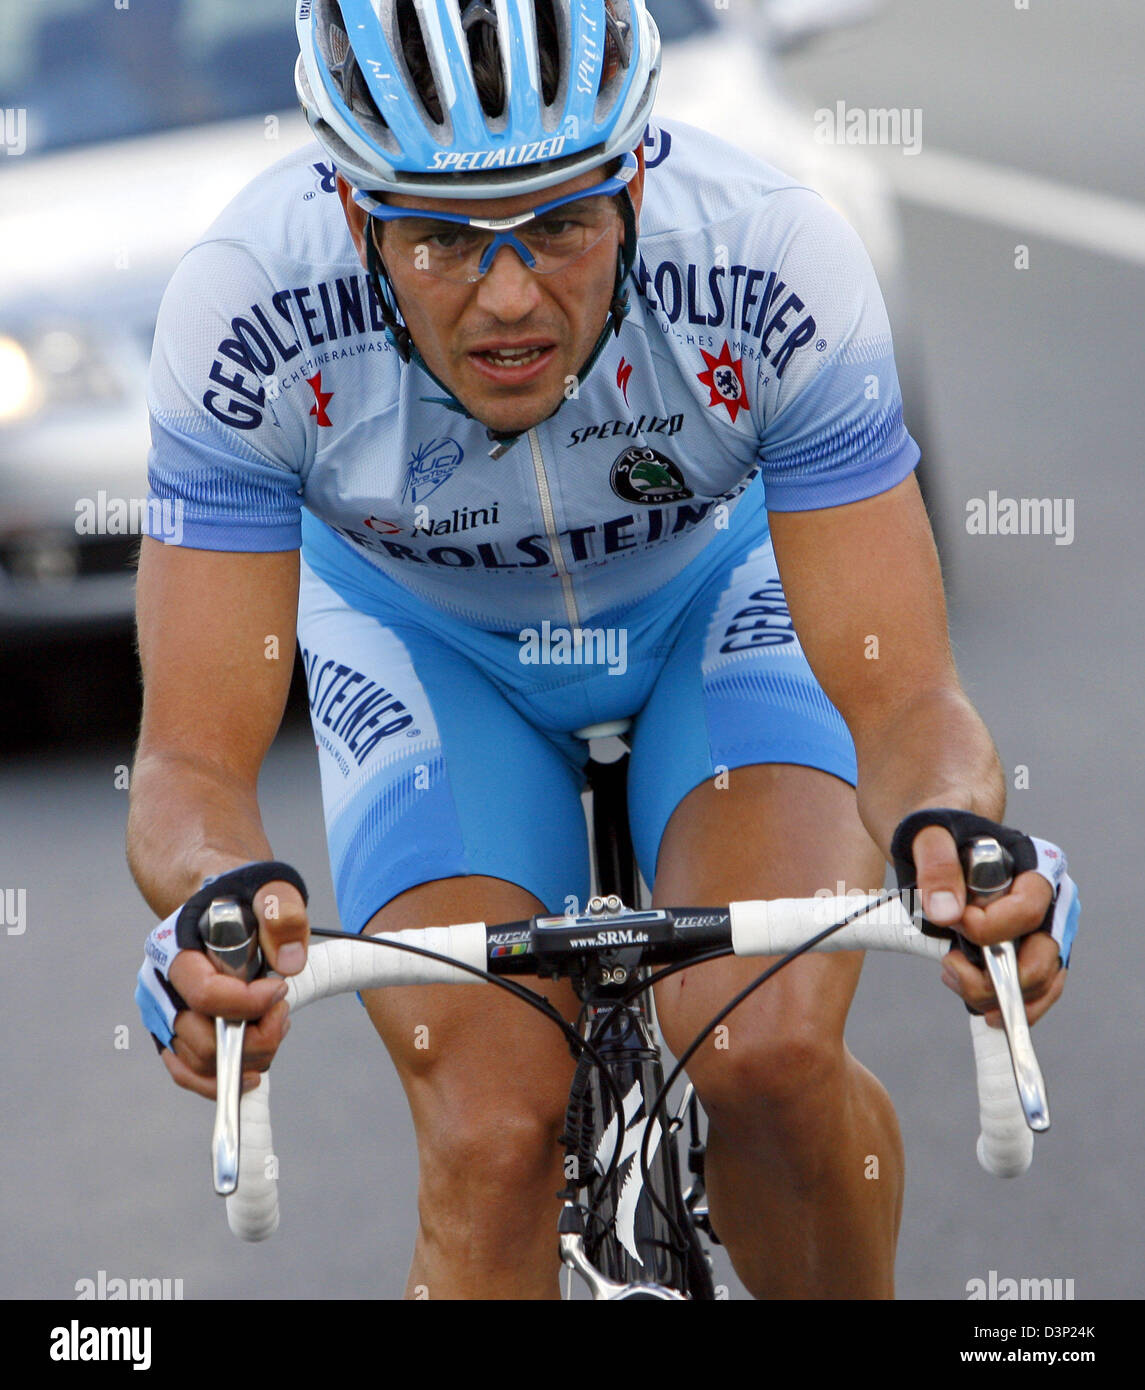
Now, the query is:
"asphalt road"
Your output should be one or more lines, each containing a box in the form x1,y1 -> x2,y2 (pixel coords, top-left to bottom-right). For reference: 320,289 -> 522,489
1,0 -> 1141,1303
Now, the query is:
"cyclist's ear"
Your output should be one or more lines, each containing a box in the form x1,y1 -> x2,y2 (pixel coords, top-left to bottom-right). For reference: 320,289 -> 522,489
336,173 -> 371,270
627,141 -> 646,227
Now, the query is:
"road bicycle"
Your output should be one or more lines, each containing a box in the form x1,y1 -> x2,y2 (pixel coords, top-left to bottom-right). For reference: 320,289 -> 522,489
201,721 -> 1050,1300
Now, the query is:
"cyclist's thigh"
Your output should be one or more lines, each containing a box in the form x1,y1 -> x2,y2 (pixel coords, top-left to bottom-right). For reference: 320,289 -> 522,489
626,532 -> 882,1060
652,765 -> 881,1075
298,561 -> 586,1112
298,559 -> 592,932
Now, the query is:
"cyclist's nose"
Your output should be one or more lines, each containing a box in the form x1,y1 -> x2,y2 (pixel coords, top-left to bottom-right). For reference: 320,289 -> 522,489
474,241 -> 545,320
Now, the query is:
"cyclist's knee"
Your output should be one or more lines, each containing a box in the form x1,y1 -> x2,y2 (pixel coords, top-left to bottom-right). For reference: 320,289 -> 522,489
690,1024 -> 849,1134
417,1105 -> 565,1226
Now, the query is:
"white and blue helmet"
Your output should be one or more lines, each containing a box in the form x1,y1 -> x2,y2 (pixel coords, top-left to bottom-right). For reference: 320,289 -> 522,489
294,0 -> 662,197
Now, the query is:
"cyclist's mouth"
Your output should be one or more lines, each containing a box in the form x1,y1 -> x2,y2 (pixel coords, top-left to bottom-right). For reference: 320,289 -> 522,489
468,343 -> 556,383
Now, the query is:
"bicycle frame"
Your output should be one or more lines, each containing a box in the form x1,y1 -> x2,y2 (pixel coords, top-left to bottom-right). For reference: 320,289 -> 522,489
557,739 -> 716,1300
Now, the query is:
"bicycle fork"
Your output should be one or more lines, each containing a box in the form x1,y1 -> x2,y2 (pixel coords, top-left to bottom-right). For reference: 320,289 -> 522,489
558,976 -> 715,1300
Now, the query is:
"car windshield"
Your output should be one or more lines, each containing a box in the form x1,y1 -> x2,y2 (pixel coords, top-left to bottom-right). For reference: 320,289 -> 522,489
0,0 -> 718,158
0,0 -> 299,156
647,0 -> 720,43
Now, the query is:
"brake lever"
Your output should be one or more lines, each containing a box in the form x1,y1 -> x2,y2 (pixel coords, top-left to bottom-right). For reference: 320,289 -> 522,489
199,899 -> 264,1195
960,837 -> 1050,1133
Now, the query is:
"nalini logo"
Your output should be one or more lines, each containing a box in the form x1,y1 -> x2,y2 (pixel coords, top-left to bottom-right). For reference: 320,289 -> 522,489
697,342 -> 749,423
1,107 -> 27,157
814,101 -> 922,156
518,621 -> 628,677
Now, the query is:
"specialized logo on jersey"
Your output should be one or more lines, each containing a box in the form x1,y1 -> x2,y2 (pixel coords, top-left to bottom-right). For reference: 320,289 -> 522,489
610,446 -> 693,505
616,356 -> 633,405
567,413 -> 683,448
364,516 -> 403,535
305,372 -> 334,426
401,438 -> 464,506
697,342 -> 749,423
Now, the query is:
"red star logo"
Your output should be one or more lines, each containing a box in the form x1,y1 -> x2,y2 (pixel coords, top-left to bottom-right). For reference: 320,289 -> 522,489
305,371 -> 334,427
696,342 -> 749,423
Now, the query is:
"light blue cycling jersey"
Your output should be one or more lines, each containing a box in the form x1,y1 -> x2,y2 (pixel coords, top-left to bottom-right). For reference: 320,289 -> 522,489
145,117 -> 919,631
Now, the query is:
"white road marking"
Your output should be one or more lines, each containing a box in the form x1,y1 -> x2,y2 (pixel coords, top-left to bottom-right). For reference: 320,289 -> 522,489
880,146 -> 1145,267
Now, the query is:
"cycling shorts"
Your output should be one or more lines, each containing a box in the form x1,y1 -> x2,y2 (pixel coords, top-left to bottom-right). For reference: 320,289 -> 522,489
297,496 -> 858,932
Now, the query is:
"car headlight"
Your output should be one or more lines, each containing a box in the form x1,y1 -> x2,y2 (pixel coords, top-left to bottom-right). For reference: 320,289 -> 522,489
0,336 -> 39,422
0,327 -> 126,423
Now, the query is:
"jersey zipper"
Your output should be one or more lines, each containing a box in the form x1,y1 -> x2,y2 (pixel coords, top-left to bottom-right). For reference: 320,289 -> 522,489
527,426 -> 581,630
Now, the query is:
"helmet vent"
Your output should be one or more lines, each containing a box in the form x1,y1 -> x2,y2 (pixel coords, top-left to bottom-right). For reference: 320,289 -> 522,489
328,23 -> 349,68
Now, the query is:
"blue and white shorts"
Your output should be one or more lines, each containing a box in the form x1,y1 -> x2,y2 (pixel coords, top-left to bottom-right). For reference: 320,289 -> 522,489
297,506 -> 858,933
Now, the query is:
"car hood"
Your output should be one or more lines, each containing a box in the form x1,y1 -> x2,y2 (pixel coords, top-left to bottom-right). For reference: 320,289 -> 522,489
0,112 -> 314,318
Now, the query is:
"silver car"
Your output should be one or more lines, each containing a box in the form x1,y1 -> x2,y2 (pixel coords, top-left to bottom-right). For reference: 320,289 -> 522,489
0,0 -> 923,642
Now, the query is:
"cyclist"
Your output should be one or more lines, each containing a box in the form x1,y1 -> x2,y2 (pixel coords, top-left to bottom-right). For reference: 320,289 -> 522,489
131,0 -> 1076,1299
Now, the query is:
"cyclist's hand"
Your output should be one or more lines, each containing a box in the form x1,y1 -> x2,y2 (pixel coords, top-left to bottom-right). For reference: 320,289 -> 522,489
135,862 -> 309,1099
890,810 -> 1079,1028
909,824 -> 1061,1027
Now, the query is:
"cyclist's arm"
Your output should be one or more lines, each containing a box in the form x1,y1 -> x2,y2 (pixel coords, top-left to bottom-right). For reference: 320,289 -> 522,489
128,538 -> 307,1094
767,474 -> 1064,1023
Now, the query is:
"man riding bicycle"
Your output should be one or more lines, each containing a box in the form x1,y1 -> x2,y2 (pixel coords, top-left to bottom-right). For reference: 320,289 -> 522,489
131,0 -> 1075,1299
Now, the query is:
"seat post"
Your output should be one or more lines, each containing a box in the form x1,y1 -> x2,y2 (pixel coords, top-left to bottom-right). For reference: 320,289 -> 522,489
585,751 -> 640,907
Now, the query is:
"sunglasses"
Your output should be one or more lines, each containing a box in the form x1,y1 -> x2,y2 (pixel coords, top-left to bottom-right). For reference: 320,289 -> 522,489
353,152 -> 637,284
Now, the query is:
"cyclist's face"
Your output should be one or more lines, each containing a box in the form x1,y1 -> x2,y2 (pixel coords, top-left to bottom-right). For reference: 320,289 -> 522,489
339,150 -> 644,435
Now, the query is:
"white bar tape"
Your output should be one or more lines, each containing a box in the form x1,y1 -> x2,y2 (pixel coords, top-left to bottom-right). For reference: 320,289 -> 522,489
730,895 -> 948,961
285,923 -> 489,1011
730,897 -> 1033,1177
226,924 -> 489,1241
971,1014 -> 1034,1177
227,1074 -> 279,1240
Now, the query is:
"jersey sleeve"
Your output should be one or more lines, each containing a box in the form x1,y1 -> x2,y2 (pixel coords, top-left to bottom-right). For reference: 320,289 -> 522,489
144,239 -> 308,551
755,188 -> 920,511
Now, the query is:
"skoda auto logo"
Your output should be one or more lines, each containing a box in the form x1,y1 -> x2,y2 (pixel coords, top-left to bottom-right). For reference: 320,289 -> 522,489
610,446 -> 693,505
